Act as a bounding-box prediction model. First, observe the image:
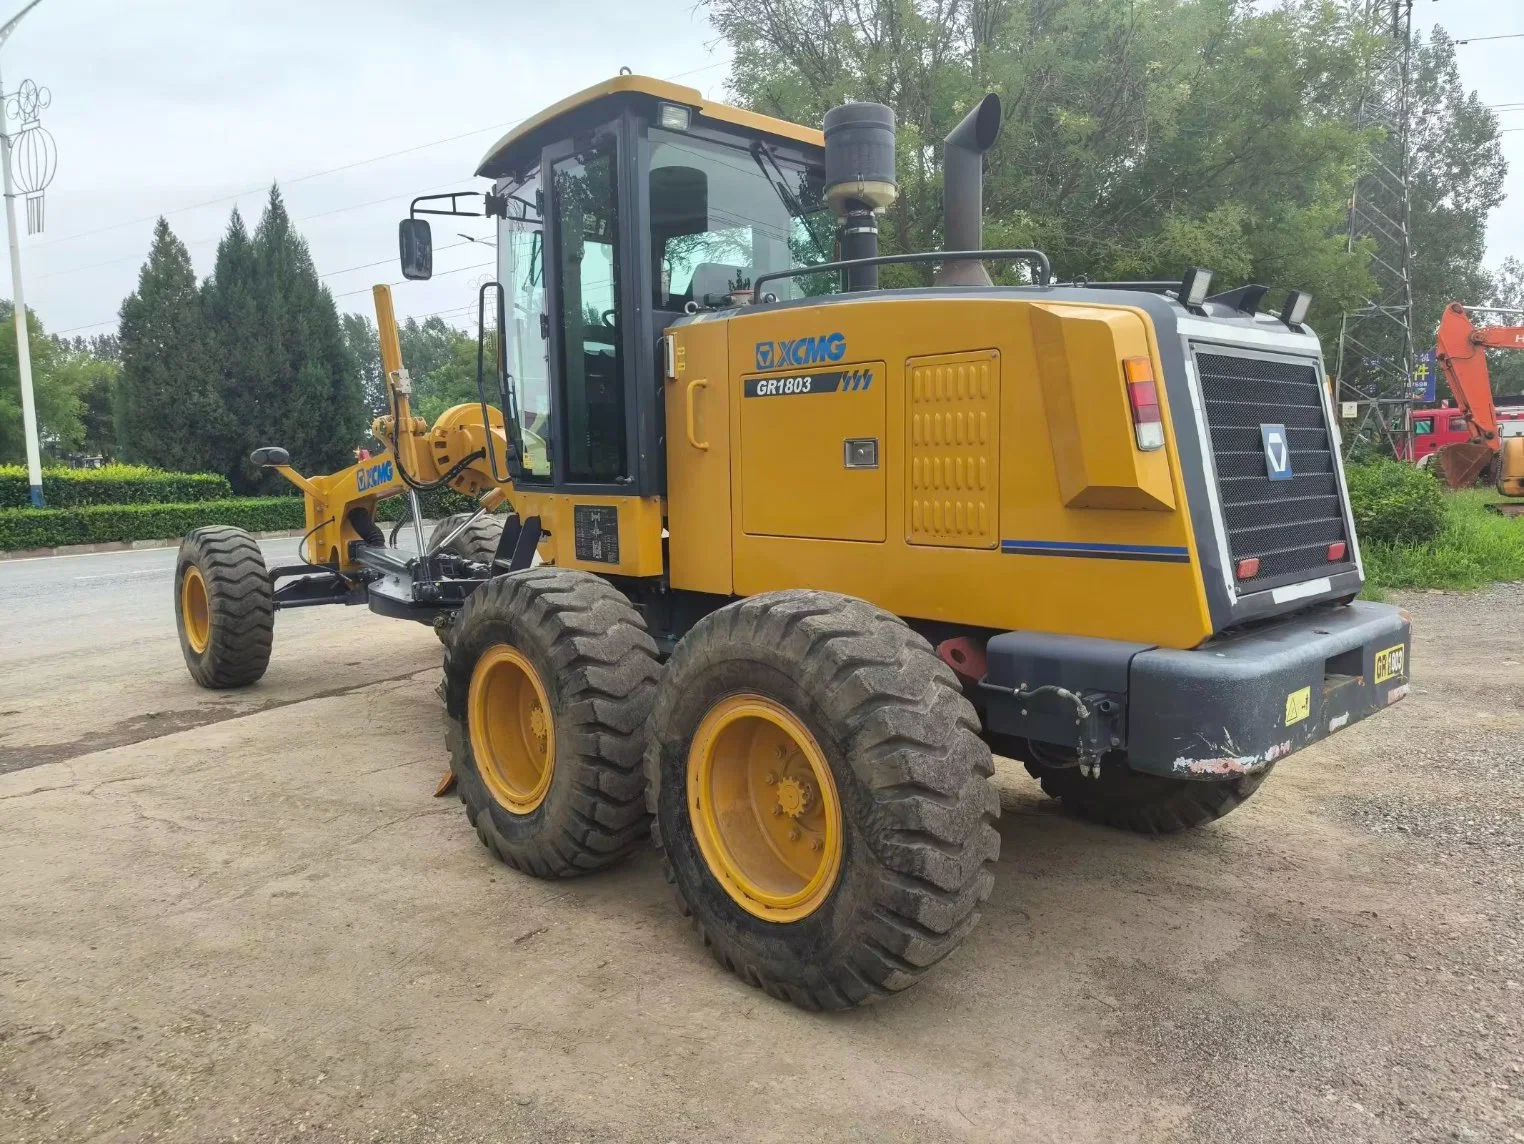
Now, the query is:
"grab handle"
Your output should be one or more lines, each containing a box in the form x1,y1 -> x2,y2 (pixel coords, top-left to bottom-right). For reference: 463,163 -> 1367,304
684,378 -> 709,451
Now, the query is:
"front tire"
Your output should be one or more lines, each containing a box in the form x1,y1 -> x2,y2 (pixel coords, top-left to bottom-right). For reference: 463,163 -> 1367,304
645,591 -> 1000,1010
1024,754 -> 1270,834
428,513 -> 506,646
174,526 -> 274,689
442,568 -> 660,877
427,512 -> 503,563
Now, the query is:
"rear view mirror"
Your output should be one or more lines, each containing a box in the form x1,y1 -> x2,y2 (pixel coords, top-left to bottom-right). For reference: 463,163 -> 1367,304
398,218 -> 433,281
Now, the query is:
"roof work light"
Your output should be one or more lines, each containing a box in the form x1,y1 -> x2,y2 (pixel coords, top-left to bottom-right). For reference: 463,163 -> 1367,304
1179,267 -> 1213,310
1280,290 -> 1312,328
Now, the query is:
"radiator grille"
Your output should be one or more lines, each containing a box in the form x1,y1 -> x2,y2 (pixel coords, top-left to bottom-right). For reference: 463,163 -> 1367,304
1194,349 -> 1353,588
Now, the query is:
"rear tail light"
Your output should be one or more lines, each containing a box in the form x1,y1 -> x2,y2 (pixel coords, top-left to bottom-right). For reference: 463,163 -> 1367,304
1124,357 -> 1164,450
1327,541 -> 1347,561
1235,557 -> 1261,580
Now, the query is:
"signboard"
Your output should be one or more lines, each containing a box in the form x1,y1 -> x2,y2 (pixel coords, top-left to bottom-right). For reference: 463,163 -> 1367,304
1409,350 -> 1437,402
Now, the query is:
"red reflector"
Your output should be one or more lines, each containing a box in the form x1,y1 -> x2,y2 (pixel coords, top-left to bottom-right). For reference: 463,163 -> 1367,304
1327,541 -> 1347,561
1236,557 -> 1261,580
1127,380 -> 1161,422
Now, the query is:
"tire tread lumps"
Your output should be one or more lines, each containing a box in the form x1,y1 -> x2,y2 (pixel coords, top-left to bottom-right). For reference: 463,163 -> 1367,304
443,568 -> 660,877
645,589 -> 1000,1010
176,525 -> 274,689
1024,757 -> 1269,834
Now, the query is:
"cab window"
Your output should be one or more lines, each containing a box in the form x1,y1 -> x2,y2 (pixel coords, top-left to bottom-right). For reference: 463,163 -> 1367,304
1411,418 -> 1432,435
1449,417 -> 1467,433
498,171 -> 551,480
648,129 -> 832,307
551,144 -> 627,484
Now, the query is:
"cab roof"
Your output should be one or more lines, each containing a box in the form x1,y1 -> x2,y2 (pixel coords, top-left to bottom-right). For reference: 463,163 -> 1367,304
475,74 -> 825,180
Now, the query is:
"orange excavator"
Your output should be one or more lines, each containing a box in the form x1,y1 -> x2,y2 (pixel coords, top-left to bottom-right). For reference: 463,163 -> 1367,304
1432,302 -> 1524,516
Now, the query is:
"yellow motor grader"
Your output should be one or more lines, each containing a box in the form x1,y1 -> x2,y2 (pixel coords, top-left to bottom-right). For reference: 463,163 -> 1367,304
173,75 -> 1411,1009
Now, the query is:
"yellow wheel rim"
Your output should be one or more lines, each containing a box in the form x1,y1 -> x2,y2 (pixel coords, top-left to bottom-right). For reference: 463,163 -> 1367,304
687,694 -> 843,923
181,565 -> 210,655
468,644 -> 555,814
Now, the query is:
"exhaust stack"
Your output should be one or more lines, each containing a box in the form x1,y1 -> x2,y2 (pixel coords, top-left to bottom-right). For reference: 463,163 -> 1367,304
935,93 -> 1002,287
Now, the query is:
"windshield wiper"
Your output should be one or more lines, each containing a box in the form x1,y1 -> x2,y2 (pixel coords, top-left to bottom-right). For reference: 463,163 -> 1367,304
750,142 -> 831,264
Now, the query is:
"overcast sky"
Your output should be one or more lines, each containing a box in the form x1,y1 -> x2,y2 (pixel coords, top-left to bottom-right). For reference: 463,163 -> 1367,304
0,0 -> 1517,340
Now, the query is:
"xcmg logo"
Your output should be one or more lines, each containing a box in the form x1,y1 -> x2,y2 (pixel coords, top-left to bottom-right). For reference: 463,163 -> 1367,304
754,332 -> 846,372
356,459 -> 394,492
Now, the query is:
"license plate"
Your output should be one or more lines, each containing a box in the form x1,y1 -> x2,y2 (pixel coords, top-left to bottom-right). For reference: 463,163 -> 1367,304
1374,644 -> 1406,684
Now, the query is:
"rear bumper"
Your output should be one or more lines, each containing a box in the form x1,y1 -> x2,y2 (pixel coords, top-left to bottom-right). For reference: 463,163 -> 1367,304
980,601 -> 1411,780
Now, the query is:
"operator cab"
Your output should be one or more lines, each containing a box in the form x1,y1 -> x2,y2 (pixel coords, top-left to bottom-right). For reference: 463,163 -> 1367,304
400,75 -> 835,498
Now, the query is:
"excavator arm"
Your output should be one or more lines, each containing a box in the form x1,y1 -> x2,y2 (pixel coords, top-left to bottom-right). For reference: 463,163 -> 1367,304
1432,303 -> 1524,493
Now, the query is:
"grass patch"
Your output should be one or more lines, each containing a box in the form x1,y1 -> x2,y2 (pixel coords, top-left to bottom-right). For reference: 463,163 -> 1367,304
1361,489 -> 1524,594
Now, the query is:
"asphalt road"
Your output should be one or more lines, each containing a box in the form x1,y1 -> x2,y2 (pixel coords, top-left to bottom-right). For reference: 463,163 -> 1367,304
0,535 -> 442,774
1,552 -> 1521,1143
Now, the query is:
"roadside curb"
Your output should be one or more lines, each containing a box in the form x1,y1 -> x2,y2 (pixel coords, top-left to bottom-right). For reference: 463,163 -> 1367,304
0,527 -> 310,562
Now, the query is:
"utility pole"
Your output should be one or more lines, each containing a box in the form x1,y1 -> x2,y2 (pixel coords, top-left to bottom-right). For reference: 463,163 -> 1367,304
0,0 -> 48,506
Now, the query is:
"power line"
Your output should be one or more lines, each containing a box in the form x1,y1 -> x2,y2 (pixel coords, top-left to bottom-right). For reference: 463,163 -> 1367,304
331,259 -> 494,299
40,59 -> 733,336
34,179 -> 471,282
29,120 -> 524,252
51,254 -> 497,335
1455,32 -> 1524,45
28,59 -> 730,255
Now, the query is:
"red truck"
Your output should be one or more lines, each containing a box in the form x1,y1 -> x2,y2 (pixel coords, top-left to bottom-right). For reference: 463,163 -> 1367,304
1400,399 -> 1524,466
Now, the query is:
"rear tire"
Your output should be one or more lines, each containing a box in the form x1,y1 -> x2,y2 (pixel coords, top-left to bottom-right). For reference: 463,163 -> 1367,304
174,526 -> 274,689
645,590 -> 1000,1010
1024,754 -> 1269,834
442,568 -> 660,877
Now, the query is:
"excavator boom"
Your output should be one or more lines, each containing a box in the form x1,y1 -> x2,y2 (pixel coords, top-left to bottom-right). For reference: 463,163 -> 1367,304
1432,302 -> 1524,494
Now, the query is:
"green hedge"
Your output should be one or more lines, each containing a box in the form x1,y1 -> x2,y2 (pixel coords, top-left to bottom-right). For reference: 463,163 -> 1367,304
0,498 -> 304,551
0,464 -> 233,509
1346,458 -> 1446,547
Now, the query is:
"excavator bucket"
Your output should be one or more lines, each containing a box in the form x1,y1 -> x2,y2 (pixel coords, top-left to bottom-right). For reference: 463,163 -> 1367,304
1434,440 -> 1494,490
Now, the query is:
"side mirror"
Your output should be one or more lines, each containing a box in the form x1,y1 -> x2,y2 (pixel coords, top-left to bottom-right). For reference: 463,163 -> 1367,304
398,218 -> 433,281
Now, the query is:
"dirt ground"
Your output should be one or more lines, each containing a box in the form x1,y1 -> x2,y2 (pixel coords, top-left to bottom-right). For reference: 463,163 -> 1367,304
2,558 -> 1521,1143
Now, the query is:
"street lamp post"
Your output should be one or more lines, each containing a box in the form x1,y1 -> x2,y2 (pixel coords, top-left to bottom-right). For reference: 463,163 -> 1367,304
0,0 -> 48,506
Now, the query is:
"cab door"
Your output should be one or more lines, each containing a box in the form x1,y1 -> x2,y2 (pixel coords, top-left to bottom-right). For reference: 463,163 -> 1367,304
522,118 -> 664,575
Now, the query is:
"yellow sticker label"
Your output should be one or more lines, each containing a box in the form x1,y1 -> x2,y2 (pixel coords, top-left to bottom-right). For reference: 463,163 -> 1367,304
1285,686 -> 1311,726
1374,643 -> 1406,684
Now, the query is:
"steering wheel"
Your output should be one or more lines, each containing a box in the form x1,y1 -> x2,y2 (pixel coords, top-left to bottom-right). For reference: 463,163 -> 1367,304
600,309 -> 617,329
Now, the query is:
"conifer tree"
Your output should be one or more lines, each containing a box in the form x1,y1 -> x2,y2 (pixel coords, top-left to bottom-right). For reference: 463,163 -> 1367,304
205,188 -> 364,491
116,219 -> 223,472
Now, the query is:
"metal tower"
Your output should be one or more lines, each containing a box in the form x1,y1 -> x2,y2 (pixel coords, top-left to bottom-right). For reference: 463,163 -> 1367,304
1334,0 -> 1417,455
